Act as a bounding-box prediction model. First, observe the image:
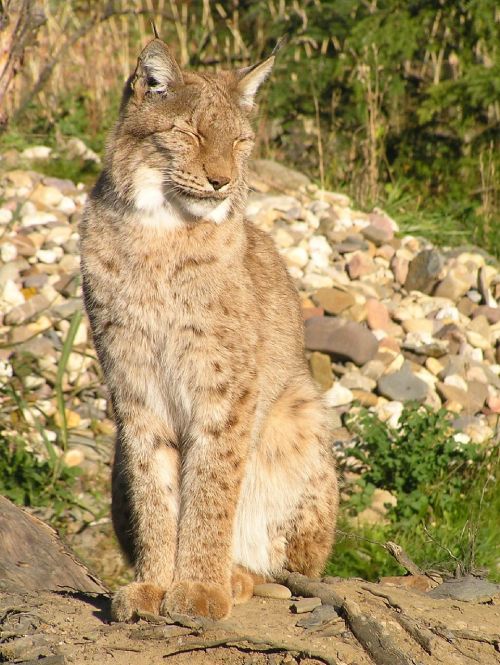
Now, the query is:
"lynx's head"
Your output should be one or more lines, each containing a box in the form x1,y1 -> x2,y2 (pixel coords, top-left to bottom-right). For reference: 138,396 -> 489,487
104,38 -> 275,228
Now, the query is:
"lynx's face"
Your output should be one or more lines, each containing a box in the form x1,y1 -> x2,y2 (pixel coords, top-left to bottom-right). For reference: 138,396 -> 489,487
109,39 -> 275,227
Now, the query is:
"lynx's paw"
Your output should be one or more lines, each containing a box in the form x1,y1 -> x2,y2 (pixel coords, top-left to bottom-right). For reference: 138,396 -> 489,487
160,580 -> 232,620
231,565 -> 266,604
111,582 -> 166,622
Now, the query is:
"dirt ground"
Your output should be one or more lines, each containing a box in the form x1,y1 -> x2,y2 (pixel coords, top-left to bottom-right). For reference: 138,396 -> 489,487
2,576 -> 499,665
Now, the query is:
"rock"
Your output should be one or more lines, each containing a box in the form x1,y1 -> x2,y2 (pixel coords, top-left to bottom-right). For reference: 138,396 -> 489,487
283,246 -> 308,269
428,576 -> 500,602
21,146 -> 52,160
253,583 -> 292,600
6,169 -> 33,189
312,288 -> 355,315
29,184 -> 64,208
296,604 -> 339,629
438,381 -> 488,414
434,265 -> 476,300
340,372 -> 376,392
301,273 -> 334,290
324,382 -> 353,407
378,362 -> 428,402
473,306 -> 500,324
366,299 -> 391,331
46,224 -> 72,246
369,209 -> 399,235
351,389 -> 378,407
0,208 -> 13,225
63,449 -> 84,467
250,159 -> 310,193
361,223 -> 391,245
1,279 -> 25,307
305,318 -> 379,365
302,306 -> 324,321
4,294 -> 50,325
64,138 -> 100,164
347,252 -> 376,279
21,211 -> 58,228
290,597 -> 322,614
309,352 -> 333,390
391,255 -> 409,285
405,249 -> 444,294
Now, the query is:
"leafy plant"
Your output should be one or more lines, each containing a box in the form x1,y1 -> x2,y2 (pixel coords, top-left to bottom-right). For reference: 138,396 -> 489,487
345,404 -> 484,523
0,432 -> 81,520
326,405 -> 499,581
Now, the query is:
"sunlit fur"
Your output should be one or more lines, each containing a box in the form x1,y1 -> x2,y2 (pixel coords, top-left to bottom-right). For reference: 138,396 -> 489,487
80,38 -> 338,622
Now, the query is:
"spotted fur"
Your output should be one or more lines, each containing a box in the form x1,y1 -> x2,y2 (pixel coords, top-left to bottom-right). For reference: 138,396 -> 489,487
80,37 -> 338,622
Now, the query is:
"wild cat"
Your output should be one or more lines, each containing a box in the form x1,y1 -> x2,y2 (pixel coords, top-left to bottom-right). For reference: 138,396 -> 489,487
79,36 -> 338,621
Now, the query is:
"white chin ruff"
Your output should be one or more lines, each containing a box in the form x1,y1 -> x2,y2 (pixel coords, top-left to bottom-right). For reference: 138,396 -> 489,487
133,166 -> 231,229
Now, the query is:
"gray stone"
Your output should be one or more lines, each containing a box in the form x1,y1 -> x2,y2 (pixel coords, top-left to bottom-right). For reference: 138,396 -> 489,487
305,318 -> 379,366
405,249 -> 444,294
428,575 -> 500,602
290,597 -> 322,614
377,361 -> 428,402
361,223 -> 391,245
296,603 -> 339,628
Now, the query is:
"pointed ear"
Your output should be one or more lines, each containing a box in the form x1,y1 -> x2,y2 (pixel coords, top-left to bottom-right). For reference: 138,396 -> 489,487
131,39 -> 183,99
236,56 -> 275,111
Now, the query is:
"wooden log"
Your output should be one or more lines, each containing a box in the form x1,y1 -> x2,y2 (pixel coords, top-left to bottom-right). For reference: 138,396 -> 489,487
0,496 -> 107,593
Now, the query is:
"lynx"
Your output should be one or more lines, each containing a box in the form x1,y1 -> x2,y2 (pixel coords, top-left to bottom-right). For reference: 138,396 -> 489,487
80,37 -> 338,622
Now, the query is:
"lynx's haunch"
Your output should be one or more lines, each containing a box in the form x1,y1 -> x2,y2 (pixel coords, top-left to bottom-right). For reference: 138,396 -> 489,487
80,37 -> 338,622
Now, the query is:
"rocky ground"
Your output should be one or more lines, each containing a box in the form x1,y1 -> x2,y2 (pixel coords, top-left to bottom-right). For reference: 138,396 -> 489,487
0,145 -> 499,663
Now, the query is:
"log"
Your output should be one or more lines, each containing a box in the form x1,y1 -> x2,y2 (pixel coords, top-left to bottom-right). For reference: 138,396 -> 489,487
0,496 -> 107,593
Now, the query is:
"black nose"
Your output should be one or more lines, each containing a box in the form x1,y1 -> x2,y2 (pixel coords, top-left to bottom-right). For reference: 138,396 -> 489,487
208,176 -> 230,191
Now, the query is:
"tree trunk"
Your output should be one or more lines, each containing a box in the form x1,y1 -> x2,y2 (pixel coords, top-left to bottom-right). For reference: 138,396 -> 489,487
0,0 -> 46,128
0,496 -> 107,593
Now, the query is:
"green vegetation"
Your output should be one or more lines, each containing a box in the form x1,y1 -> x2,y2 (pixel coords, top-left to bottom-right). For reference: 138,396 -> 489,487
0,421 -> 81,524
327,405 -> 500,581
2,0 -> 498,255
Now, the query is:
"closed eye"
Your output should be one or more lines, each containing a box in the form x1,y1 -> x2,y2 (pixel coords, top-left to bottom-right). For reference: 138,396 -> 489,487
173,125 -> 201,143
234,135 -> 254,146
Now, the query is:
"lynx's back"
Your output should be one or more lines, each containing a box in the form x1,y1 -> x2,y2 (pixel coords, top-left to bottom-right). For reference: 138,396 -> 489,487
80,37 -> 337,622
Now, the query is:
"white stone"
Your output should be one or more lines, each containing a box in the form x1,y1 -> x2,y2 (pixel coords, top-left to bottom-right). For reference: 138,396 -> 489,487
46,224 -> 72,246
308,234 -> 332,255
20,201 -> 37,216
273,227 -> 295,248
21,145 -> 52,160
435,306 -> 460,321
453,432 -> 471,445
324,383 -> 353,407
287,266 -> 304,280
444,374 -> 468,391
73,320 -> 88,346
1,242 -> 17,262
1,279 -> 25,308
0,209 -> 13,225
57,196 -> 77,215
21,211 -> 58,228
377,401 -> 404,429
301,273 -> 334,290
283,246 -> 308,269
36,248 -> 62,264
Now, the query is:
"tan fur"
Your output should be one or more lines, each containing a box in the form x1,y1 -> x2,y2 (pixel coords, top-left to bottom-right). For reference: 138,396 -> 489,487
80,38 -> 338,622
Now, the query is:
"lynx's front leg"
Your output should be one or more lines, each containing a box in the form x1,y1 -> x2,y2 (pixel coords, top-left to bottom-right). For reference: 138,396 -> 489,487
161,389 -> 254,620
111,408 -> 180,621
